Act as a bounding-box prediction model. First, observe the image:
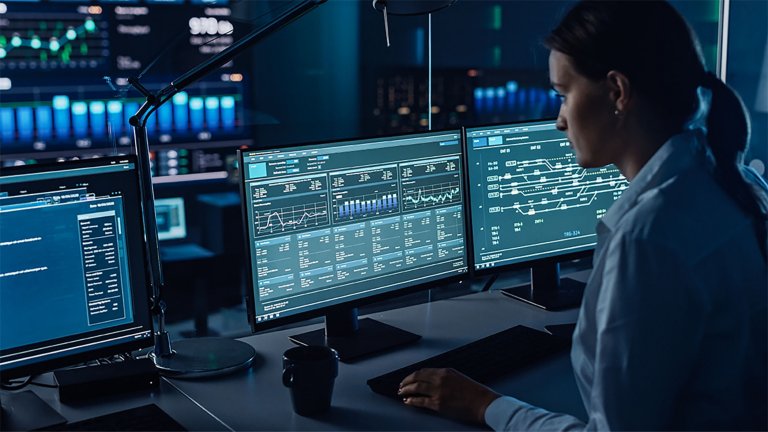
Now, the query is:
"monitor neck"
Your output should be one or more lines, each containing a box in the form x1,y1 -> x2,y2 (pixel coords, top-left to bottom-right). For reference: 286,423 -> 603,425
325,308 -> 360,337
288,307 -> 421,362
530,263 -> 562,291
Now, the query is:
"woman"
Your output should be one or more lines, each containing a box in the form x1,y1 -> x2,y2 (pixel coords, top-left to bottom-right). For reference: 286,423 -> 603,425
398,1 -> 768,430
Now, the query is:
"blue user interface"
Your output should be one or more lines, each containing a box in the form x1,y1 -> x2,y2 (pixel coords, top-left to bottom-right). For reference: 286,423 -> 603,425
465,120 -> 628,270
241,131 -> 468,324
0,1 -> 249,184
0,159 -> 153,374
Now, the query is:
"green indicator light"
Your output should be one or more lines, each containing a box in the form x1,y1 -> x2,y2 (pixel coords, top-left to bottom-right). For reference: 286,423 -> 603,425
84,18 -> 96,33
491,5 -> 502,30
41,51 -> 47,61
61,49 -> 70,63
179,149 -> 189,156
180,159 -> 189,166
55,21 -> 64,30
180,168 -> 189,174
80,43 -> 87,55
11,36 -> 22,47
0,36 -> 6,47
492,45 -> 501,67
30,37 -> 42,49
40,22 -> 47,31
66,29 -> 77,40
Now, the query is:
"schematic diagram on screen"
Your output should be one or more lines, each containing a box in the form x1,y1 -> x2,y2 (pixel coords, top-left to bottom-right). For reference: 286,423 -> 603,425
485,142 -> 626,217
468,127 -> 629,267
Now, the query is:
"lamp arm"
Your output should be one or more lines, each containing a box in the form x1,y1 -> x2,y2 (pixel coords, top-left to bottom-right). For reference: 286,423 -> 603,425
126,0 -> 326,359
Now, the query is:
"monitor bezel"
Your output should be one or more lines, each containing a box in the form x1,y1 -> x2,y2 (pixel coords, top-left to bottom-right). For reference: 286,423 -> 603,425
462,118 -> 595,278
0,156 -> 155,380
238,128 -> 471,334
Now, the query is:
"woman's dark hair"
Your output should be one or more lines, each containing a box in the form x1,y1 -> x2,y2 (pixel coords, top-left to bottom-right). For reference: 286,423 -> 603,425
545,0 -> 767,257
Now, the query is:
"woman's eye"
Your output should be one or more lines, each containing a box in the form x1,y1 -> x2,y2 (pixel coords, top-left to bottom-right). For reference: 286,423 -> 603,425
550,89 -> 566,102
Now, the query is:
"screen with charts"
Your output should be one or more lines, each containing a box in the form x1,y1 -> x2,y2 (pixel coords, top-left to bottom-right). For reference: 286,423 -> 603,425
465,120 -> 628,271
240,131 -> 468,325
0,0 -> 250,183
0,157 -> 153,377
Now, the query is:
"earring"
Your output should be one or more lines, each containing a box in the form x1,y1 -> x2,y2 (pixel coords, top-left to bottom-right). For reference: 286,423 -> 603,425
614,109 -> 621,116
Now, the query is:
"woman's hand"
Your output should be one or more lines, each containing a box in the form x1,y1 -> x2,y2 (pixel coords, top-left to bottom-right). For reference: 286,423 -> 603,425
398,368 -> 501,424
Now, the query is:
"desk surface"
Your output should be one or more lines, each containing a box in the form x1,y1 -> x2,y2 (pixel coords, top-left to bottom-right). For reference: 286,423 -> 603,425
168,288 -> 586,431
5,278 -> 588,431
7,374 -> 230,430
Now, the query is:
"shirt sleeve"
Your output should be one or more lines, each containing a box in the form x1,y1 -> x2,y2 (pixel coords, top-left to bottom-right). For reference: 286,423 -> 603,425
485,396 -> 585,431
484,231 -> 701,431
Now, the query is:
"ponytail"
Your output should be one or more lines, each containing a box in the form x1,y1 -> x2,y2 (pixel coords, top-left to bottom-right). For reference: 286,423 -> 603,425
544,1 -> 768,259
703,72 -> 768,258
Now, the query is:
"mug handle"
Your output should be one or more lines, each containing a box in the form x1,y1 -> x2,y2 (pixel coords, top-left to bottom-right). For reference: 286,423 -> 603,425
282,365 -> 294,387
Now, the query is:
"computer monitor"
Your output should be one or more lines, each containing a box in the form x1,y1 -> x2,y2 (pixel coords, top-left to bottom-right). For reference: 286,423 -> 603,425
155,197 -> 188,242
0,156 -> 154,427
0,1 -> 252,185
464,120 -> 628,310
239,130 -> 469,361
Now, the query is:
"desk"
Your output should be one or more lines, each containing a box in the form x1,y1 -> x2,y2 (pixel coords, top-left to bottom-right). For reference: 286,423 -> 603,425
2,374 -> 231,430
168,289 -> 586,430
5,284 -> 587,430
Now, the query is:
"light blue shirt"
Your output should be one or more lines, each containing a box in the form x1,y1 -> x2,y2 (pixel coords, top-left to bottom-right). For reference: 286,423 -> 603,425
485,131 -> 768,431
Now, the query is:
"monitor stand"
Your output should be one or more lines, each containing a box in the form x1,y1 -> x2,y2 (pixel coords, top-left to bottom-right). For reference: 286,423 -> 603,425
0,390 -> 67,431
500,263 -> 585,311
289,308 -> 421,362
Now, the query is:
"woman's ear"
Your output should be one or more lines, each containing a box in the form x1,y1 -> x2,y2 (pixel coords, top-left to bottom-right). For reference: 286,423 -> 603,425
606,70 -> 631,113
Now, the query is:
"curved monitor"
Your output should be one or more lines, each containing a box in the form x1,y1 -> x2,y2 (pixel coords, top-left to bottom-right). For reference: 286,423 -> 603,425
239,130 -> 468,360
0,157 -> 154,379
464,119 -> 627,309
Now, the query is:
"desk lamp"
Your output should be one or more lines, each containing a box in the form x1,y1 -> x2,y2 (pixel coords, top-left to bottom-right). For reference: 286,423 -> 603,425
127,0 -> 326,378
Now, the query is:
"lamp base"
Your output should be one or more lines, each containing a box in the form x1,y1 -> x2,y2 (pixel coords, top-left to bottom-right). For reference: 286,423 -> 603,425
152,337 -> 256,379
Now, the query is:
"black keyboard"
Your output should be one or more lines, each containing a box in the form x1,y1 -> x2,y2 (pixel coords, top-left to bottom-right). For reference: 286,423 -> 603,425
54,404 -> 186,431
367,325 -> 570,398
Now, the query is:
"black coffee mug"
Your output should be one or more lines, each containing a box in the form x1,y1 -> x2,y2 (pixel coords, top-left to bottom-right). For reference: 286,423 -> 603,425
282,345 -> 339,416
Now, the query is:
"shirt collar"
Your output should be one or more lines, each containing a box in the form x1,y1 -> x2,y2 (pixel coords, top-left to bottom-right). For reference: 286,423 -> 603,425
598,129 -> 705,232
